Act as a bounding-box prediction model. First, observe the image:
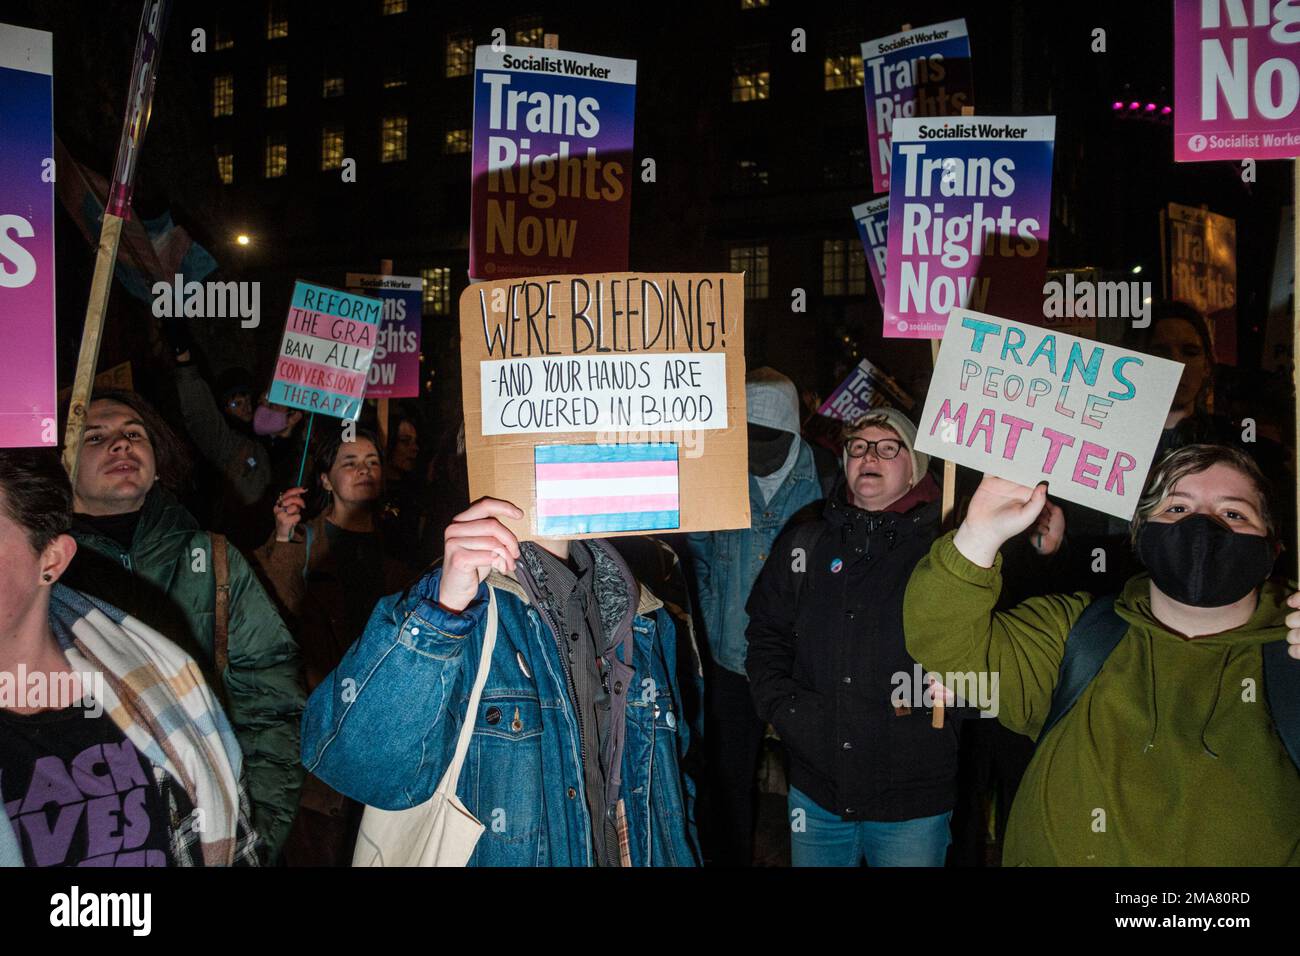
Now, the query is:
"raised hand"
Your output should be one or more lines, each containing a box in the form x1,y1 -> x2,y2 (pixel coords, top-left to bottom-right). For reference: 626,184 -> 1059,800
273,486 -> 308,542
953,474 -> 1049,568
439,497 -> 524,613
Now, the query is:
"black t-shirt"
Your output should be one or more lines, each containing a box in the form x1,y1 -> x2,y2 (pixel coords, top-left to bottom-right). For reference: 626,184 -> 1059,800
321,522 -> 389,639
0,706 -> 188,867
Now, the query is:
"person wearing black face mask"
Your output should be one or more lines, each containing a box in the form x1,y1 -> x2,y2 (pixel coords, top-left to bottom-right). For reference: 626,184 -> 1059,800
686,368 -> 829,866
903,443 -> 1300,865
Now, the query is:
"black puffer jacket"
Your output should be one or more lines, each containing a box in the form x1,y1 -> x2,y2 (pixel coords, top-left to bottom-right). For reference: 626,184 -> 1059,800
745,489 -> 963,822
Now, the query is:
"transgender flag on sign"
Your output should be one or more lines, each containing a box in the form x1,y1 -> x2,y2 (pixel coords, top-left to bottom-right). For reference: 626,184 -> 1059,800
534,444 -> 680,536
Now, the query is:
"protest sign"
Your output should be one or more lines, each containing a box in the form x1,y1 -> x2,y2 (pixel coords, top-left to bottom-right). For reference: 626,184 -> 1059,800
818,357 -> 914,421
1163,203 -> 1237,364
269,281 -> 382,422
852,197 -> 889,306
914,309 -> 1183,520
460,272 -> 748,540
0,24 -> 56,447
1173,0 -> 1300,162
470,46 -> 636,280
862,19 -> 974,195
883,116 -> 1055,339
345,273 -> 423,397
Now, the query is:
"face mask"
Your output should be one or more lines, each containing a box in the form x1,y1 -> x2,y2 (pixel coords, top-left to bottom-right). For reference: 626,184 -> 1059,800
1135,514 -> 1275,608
253,406 -> 289,436
748,425 -> 794,477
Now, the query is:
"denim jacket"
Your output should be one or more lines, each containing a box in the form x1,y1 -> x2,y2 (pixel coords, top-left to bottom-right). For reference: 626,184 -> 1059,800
687,440 -> 825,675
301,559 -> 700,867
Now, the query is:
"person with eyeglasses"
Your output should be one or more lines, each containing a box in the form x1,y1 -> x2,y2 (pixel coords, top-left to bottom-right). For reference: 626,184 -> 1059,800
744,407 -> 1064,866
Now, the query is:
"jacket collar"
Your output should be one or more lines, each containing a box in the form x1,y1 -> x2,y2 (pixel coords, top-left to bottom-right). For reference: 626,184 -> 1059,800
486,559 -> 664,618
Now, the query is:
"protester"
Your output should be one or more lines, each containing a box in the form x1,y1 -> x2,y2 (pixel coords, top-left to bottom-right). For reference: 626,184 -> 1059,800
254,425 -> 414,866
0,449 -> 260,867
61,390 -> 306,862
903,444 -> 1300,865
302,497 -> 700,866
379,403 -> 434,570
687,367 -> 828,865
745,408 -> 1065,866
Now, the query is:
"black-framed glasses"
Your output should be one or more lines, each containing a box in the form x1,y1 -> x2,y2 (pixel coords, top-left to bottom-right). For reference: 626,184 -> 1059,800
844,437 -> 902,460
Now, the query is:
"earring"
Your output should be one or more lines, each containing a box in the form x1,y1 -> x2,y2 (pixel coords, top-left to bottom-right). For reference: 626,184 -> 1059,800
42,573 -> 52,582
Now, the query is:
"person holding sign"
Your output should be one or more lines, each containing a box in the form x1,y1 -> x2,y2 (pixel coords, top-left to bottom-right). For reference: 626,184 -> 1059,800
61,390 -> 306,863
904,445 -> 1300,865
300,497 -> 700,866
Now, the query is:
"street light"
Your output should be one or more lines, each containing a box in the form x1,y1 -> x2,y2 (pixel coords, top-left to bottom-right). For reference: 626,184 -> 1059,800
236,234 -> 251,246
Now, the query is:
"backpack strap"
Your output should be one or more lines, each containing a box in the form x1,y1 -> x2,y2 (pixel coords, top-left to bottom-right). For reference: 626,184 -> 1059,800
1037,595 -> 1125,743
1262,640 -> 1300,773
211,532 -> 231,677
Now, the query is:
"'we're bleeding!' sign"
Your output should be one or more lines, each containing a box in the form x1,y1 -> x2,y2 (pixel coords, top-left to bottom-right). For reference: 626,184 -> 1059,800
914,310 -> 1183,520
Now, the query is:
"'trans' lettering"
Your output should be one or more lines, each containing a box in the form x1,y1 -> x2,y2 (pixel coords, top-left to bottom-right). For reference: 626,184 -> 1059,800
479,354 -> 729,436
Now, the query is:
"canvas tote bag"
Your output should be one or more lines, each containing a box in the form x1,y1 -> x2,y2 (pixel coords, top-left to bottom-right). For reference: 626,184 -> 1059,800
352,586 -> 499,866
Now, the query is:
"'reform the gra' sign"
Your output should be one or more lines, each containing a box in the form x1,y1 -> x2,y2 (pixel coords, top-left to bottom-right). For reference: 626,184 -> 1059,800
460,272 -> 749,541
914,310 -> 1183,520
1174,0 -> 1300,161
470,46 -> 636,280
269,281 -> 383,422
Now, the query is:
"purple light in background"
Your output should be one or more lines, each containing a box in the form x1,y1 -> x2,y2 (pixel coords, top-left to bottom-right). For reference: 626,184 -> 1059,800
1129,101 -> 1140,110
1113,100 -> 1124,110
1161,105 -> 1172,114
1145,102 -> 1156,111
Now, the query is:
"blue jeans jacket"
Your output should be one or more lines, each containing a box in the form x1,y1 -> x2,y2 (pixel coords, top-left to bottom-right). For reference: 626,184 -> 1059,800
301,566 -> 700,866
687,440 -> 825,675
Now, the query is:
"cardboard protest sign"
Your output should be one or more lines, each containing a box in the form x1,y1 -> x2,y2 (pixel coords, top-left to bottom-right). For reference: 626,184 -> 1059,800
852,197 -> 889,306
269,281 -> 383,421
862,19 -> 974,195
345,273 -> 423,397
460,272 -> 748,540
914,309 -> 1183,520
1174,0 -> 1300,162
470,46 -> 636,280
0,24 -> 56,447
1163,203 -> 1238,365
818,357 -> 914,421
883,116 -> 1055,339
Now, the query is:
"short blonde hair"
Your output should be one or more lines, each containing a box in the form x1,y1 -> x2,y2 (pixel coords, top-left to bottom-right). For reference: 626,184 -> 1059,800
1130,443 -> 1274,546
840,414 -> 901,444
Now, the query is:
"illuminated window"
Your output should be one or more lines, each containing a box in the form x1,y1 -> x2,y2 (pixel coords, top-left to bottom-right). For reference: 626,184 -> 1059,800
732,45 -> 770,102
740,0 -> 770,8
443,128 -> 470,155
729,244 -> 769,299
822,239 -> 867,296
214,22 -> 233,50
732,158 -> 769,192
212,74 -> 234,116
267,1 -> 288,39
321,125 -> 344,170
323,73 -> 344,98
264,133 -> 287,178
422,267 -> 451,315
446,30 -> 474,77
266,64 -> 288,108
381,115 -> 408,163
216,149 -> 233,185
513,15 -> 544,47
383,60 -> 406,88
824,32 -> 864,90
381,0 -> 407,13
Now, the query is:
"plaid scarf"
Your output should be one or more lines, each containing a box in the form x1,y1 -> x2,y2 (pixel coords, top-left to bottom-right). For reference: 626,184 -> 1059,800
0,584 -> 246,866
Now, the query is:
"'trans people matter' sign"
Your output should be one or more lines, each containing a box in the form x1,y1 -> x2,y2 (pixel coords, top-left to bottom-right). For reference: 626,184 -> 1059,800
0,24 -> 56,447
269,281 -> 383,421
852,197 -> 889,306
884,116 -> 1055,339
862,19 -> 974,195
460,272 -> 749,541
1173,0 -> 1300,162
914,310 -> 1183,520
470,46 -> 636,280
345,273 -> 423,398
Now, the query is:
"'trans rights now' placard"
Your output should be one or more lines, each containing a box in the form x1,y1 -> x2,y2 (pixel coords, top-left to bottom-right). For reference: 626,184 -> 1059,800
884,116 -> 1055,339
914,310 -> 1183,520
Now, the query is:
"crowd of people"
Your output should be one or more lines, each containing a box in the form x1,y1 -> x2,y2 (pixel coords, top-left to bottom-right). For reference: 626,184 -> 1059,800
2,300 -> 1298,868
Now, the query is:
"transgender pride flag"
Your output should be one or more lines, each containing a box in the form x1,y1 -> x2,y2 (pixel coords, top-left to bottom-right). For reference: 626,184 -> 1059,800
534,444 -> 680,537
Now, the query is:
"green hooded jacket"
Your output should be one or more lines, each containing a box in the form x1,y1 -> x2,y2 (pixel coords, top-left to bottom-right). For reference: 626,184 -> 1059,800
904,531 -> 1300,866
64,485 -> 305,861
